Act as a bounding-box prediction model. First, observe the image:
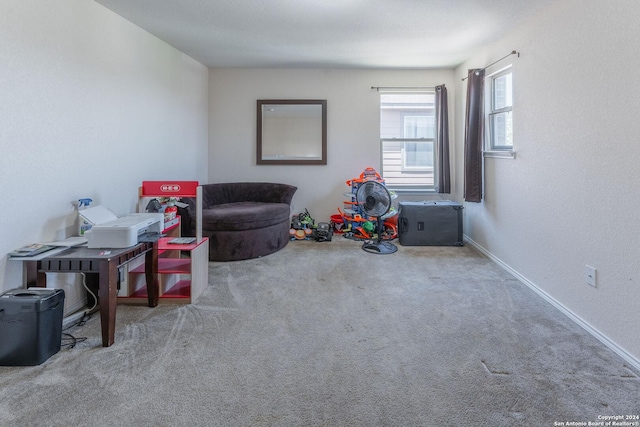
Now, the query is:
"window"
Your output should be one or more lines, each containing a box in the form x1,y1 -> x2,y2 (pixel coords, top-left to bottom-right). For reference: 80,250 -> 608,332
486,67 -> 513,153
380,92 -> 435,192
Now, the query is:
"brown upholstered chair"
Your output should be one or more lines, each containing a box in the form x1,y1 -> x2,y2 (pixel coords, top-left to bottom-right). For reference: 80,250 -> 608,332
183,182 -> 297,261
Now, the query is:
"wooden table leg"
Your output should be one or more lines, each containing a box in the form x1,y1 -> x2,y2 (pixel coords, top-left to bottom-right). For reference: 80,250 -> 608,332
145,242 -> 159,307
98,260 -> 118,347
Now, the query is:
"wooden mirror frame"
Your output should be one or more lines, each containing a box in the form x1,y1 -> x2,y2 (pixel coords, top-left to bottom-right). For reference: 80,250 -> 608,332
257,99 -> 327,165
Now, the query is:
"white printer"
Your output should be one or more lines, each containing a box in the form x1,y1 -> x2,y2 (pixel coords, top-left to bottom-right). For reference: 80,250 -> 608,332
80,205 -> 164,248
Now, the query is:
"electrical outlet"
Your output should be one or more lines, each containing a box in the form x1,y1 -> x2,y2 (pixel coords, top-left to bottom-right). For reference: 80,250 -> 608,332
585,265 -> 597,287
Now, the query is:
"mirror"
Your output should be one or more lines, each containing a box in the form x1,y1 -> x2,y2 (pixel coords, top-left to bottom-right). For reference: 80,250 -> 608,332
257,99 -> 327,165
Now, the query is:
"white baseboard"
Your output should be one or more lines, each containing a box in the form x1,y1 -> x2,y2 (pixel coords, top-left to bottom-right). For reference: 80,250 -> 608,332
464,235 -> 640,372
64,297 -> 87,317
62,308 -> 88,329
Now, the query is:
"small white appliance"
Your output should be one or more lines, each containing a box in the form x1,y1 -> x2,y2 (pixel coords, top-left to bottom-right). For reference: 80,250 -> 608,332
80,205 -> 164,248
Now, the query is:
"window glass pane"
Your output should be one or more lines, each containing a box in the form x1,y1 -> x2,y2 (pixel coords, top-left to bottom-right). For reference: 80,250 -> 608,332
493,72 -> 512,110
404,141 -> 433,168
380,93 -> 435,139
381,139 -> 435,190
404,116 -> 425,138
491,111 -> 513,147
403,115 -> 435,138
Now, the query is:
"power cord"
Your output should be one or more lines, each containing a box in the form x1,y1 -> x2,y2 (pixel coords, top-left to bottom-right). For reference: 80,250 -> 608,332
81,272 -> 98,313
61,332 -> 87,349
61,310 -> 92,348
62,311 -> 93,332
58,272 -> 100,349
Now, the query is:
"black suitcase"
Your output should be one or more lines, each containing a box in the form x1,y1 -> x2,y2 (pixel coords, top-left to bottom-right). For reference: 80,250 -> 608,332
398,201 -> 464,246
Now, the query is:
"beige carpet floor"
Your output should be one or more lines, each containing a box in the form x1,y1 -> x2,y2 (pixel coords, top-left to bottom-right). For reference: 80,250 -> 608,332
1,237 -> 638,426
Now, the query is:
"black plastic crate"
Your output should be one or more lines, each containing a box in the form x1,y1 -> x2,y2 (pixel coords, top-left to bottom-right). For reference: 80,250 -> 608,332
0,288 -> 65,366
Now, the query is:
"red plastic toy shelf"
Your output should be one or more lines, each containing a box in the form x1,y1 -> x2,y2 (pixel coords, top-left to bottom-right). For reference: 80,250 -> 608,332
157,237 -> 203,251
121,181 -> 207,304
125,253 -> 194,301
129,257 -> 191,275
127,280 -> 191,299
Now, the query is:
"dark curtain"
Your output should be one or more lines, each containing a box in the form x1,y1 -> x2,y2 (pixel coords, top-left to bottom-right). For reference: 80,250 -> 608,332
435,84 -> 450,193
464,69 -> 485,202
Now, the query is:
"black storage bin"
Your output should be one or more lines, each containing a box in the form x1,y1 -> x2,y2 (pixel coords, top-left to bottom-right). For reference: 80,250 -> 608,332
0,288 -> 65,366
398,201 -> 464,246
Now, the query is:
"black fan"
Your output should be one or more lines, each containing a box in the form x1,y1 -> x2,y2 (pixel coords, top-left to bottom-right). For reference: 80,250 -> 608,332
356,181 -> 397,254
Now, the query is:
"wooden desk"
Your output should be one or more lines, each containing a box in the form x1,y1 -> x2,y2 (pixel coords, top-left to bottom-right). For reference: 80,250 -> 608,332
25,242 -> 159,347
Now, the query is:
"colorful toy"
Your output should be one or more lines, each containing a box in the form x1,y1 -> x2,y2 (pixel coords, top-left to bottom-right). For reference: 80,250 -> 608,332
335,167 -> 398,241
290,209 -> 331,241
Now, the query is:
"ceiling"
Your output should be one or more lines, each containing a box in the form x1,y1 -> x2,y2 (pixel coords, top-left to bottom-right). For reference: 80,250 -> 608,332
93,0 -> 557,69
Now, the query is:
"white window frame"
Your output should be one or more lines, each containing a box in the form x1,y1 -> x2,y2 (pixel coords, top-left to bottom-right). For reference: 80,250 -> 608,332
484,66 -> 515,158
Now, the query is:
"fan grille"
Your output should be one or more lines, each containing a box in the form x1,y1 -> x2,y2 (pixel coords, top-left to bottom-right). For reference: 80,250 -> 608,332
356,181 -> 391,217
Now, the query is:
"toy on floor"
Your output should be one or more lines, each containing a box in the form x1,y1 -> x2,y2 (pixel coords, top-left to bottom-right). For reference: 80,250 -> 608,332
290,209 -> 332,242
335,168 -> 398,241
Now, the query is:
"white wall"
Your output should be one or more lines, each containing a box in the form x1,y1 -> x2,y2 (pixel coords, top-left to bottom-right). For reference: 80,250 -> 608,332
455,0 -> 640,365
0,0 -> 209,311
208,68 -> 456,222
